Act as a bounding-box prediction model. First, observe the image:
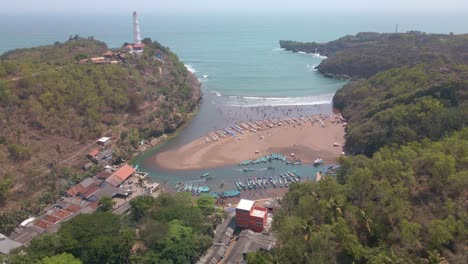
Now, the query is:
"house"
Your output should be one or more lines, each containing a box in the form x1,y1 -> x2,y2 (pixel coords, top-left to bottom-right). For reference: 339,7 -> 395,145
124,44 -> 133,51
97,137 -> 111,146
103,50 -> 114,58
96,172 -> 112,180
132,43 -> 145,52
87,149 -> 100,159
221,229 -> 276,263
94,149 -> 113,162
0,233 -> 22,255
235,199 -> 268,232
66,177 -> 102,199
249,207 -> 268,233
82,162 -> 94,171
106,164 -> 136,187
236,199 -> 255,229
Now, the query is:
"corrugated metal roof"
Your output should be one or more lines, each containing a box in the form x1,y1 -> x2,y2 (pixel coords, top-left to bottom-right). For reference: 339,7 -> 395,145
0,234 -> 22,254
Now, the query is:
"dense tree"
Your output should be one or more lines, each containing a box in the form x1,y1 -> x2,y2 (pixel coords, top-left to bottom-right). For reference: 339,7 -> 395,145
251,129 -> 468,263
98,196 -> 115,212
40,253 -> 82,264
129,195 -> 157,221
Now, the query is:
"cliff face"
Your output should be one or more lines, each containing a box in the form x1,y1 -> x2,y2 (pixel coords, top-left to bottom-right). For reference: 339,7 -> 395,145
0,37 -> 201,211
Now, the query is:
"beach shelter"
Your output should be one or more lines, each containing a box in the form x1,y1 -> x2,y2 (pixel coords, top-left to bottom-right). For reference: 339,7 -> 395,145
291,153 -> 295,156
255,150 -> 259,154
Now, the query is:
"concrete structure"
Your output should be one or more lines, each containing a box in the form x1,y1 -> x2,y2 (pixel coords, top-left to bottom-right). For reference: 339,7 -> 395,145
235,199 -> 268,232
236,199 -> 255,228
221,229 -> 276,264
97,137 -> 111,146
249,207 -> 268,233
133,11 -> 142,45
0,233 -> 22,254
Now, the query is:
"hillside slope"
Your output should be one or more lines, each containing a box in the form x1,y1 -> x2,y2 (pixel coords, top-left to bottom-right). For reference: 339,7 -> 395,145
281,32 -> 468,79
281,32 -> 468,156
0,37 -> 201,214
249,129 -> 468,263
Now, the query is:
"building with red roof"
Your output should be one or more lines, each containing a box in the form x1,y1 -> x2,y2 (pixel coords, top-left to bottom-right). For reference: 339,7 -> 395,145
106,164 -> 136,187
66,177 -> 98,197
50,209 -> 72,220
33,220 -> 53,230
103,50 -> 114,57
235,199 -> 268,232
87,149 -> 100,159
65,204 -> 82,213
43,215 -> 61,224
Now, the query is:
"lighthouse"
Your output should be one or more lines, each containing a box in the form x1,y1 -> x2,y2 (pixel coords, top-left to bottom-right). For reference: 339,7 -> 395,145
133,11 -> 142,45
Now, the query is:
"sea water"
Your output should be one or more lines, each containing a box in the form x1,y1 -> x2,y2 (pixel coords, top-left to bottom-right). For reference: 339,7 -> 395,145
2,12 -> 467,188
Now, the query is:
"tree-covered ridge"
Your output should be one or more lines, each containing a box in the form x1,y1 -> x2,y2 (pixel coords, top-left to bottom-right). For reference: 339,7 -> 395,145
333,64 -> 468,155
248,129 -> 468,264
0,37 -> 200,212
280,32 -> 468,79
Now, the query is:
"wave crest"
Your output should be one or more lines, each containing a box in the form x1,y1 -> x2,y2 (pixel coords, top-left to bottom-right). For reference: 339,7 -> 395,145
184,64 -> 197,73
223,94 -> 333,107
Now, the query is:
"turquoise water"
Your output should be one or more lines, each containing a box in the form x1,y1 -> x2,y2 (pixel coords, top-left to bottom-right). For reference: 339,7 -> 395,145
2,12 -> 467,105
2,12 -> 467,189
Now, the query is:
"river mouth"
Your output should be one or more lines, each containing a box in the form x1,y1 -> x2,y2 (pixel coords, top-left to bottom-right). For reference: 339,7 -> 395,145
134,88 -> 342,192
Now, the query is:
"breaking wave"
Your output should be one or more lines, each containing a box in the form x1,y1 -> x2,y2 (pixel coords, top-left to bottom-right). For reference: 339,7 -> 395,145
184,64 -> 197,73
272,47 -> 285,51
306,64 -> 318,71
223,94 -> 334,107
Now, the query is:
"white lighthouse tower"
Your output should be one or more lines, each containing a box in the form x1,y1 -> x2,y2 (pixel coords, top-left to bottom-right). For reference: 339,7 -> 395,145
133,11 -> 142,45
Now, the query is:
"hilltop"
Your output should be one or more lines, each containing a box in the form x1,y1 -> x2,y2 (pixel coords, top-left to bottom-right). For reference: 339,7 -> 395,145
0,36 -> 201,217
281,32 -> 468,79
281,32 -> 468,156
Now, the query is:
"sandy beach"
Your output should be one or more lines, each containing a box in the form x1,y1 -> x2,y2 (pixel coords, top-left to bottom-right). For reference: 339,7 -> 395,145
154,115 -> 345,170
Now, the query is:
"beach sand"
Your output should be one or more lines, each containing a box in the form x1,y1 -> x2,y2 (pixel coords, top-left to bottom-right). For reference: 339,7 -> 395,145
154,115 -> 345,170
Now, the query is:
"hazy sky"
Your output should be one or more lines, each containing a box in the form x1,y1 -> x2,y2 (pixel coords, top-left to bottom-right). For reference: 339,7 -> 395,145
3,0 -> 468,13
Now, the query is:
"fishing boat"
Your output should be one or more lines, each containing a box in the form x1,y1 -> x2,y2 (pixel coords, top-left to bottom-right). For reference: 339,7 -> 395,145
314,158 -> 324,166
201,172 -> 210,178
293,161 -> 302,165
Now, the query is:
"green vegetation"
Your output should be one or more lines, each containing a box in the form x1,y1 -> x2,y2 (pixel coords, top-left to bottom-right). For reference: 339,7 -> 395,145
248,129 -> 468,263
39,253 -> 82,264
334,64 -> 468,155
8,193 -> 219,264
0,36 -> 200,227
281,32 -> 468,79
283,32 -> 468,156
130,193 -> 220,264
98,196 -> 115,212
9,212 -> 134,264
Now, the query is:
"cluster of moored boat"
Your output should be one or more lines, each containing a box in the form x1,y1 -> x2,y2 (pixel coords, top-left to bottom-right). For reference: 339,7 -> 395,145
175,183 -> 211,194
210,189 -> 241,198
235,171 -> 302,191
239,153 -> 295,166
205,115 -> 331,142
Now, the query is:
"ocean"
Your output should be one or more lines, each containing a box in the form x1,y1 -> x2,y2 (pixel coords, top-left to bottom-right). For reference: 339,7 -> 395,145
2,11 -> 467,189
2,12 -> 467,106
